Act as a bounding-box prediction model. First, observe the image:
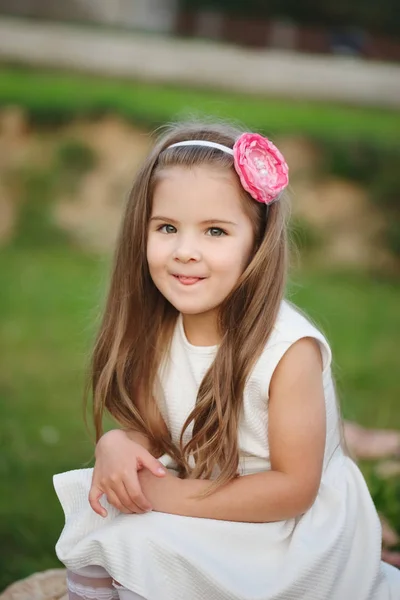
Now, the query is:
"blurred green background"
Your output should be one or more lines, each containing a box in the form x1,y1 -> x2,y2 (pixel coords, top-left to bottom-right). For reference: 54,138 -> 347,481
1,2 -> 400,589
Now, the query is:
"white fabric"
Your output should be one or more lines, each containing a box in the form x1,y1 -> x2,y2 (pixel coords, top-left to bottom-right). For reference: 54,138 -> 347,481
54,301 -> 400,599
70,565 -> 113,578
113,582 -> 147,600
115,591 -> 147,600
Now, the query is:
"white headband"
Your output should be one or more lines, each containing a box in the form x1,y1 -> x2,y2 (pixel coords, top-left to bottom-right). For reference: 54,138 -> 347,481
167,140 -> 234,156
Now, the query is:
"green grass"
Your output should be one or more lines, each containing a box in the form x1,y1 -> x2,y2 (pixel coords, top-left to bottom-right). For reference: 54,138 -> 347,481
0,246 -> 107,588
288,269 -> 400,429
1,65 -> 400,143
1,243 -> 399,589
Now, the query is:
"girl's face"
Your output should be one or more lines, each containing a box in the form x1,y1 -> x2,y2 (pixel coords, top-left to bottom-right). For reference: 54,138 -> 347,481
147,165 -> 255,319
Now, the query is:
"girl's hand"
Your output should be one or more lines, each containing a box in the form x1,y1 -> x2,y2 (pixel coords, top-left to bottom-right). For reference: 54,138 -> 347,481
88,429 -> 166,517
138,468 -> 184,515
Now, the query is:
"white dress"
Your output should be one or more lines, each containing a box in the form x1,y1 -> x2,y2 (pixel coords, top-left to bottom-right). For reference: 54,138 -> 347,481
54,301 -> 400,599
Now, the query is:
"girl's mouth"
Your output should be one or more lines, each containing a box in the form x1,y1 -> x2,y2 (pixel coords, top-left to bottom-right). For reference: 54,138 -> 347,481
173,275 -> 205,286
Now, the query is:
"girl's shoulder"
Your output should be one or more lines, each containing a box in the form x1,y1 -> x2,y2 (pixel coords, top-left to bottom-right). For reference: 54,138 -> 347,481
255,300 -> 332,383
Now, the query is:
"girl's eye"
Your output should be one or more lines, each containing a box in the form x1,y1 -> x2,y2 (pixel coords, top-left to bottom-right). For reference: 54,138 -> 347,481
207,227 -> 227,237
159,224 -> 177,234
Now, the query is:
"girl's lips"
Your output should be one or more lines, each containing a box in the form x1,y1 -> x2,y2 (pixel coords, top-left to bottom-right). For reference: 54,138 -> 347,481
173,275 -> 205,286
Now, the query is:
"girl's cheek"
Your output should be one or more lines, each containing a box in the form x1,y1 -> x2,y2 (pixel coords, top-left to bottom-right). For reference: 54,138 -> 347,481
147,237 -> 161,261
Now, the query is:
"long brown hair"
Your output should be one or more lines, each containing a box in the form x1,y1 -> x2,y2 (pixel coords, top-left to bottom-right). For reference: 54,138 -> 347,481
90,120 -> 290,492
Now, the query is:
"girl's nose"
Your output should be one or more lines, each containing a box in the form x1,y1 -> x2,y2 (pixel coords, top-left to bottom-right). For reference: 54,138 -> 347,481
173,238 -> 201,263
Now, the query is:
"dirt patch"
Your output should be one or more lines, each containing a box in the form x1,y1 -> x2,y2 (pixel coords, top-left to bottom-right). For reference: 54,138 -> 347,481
54,116 -> 151,252
291,176 -> 392,269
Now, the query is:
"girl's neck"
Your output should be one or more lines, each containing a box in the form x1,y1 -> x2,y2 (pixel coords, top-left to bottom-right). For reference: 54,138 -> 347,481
181,311 -> 221,347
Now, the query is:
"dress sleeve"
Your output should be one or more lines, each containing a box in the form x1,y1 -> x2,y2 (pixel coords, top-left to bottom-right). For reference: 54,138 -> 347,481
258,305 -> 333,399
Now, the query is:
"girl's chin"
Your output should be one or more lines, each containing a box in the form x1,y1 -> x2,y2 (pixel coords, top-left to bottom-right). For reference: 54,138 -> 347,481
171,303 -> 213,315
166,296 -> 216,316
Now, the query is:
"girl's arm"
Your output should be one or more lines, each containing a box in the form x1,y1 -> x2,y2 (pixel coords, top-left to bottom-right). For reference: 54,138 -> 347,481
140,337 -> 327,522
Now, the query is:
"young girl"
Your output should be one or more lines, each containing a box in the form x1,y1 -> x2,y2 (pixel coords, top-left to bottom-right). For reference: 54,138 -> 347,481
54,121 -> 400,600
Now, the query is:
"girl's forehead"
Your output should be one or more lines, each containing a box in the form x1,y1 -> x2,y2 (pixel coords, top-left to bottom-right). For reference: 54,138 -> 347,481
152,165 -> 246,220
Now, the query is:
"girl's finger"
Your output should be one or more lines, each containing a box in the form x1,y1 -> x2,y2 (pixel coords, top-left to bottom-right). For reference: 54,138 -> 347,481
121,480 -> 152,513
139,451 -> 166,478
105,488 -> 133,514
88,485 -> 107,517
108,480 -> 149,514
124,472 -> 153,513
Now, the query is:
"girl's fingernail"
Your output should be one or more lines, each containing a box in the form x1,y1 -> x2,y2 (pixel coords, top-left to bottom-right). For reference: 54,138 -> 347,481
158,467 -> 166,474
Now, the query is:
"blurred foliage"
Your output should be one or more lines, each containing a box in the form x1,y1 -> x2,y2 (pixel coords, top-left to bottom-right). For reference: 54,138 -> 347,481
181,0 -> 400,35
1,66 -> 399,259
12,167 -> 69,248
387,221 -> 400,257
289,216 -> 322,253
55,139 -> 98,193
362,461 -> 400,553
1,66 -> 400,144
322,139 -> 400,256
323,139 -> 380,183
367,470 -> 400,537
1,66 -> 399,266
8,140 -> 98,248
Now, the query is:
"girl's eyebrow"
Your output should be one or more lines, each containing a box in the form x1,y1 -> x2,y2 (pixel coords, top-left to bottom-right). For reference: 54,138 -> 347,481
150,216 -> 238,227
149,215 -> 178,224
201,219 -> 238,227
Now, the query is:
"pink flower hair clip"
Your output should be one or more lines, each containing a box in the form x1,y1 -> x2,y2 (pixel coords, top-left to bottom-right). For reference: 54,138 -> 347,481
167,132 -> 289,205
233,133 -> 289,205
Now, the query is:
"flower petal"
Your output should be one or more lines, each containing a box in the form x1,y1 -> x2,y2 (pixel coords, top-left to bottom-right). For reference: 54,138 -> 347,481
233,133 -> 289,204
